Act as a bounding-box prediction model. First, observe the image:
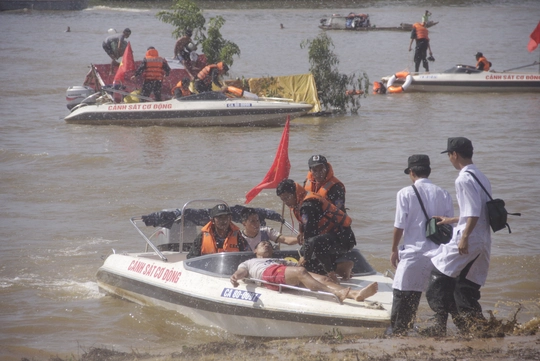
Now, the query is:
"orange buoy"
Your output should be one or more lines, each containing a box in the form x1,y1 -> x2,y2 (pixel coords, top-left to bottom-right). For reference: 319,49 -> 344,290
387,74 -> 413,93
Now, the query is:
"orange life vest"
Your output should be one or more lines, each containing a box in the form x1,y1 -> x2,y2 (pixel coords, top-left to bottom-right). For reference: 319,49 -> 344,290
199,221 -> 241,255
171,80 -> 192,96
197,64 -> 219,84
302,192 -> 352,235
304,163 -> 345,201
412,23 -> 429,40
143,49 -> 166,81
476,57 -> 491,71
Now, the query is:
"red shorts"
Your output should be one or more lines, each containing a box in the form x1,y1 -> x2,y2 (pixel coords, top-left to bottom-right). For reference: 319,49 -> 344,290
261,264 -> 287,291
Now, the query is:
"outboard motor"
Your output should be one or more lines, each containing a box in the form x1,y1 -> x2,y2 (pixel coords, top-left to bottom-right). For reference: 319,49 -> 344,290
66,86 -> 95,110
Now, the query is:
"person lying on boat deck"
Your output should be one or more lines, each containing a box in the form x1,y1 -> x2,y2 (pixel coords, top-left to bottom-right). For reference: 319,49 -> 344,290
475,52 -> 491,71
409,21 -> 432,73
230,241 -> 378,303
240,207 -> 298,252
102,28 -> 131,68
194,62 -> 229,93
303,155 -> 346,212
276,179 -> 356,282
131,47 -> 171,102
171,78 -> 193,99
187,203 -> 248,259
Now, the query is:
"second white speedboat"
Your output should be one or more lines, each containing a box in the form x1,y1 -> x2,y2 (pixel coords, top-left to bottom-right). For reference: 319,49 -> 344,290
65,91 -> 313,127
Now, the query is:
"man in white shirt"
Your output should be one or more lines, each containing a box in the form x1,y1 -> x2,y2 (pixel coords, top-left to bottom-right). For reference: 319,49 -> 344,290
423,137 -> 492,336
389,154 -> 454,336
240,207 -> 297,251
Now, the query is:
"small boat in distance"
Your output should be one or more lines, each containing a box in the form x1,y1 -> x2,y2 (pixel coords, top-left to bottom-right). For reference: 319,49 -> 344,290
319,13 -> 438,32
96,200 -> 394,337
380,64 -> 540,93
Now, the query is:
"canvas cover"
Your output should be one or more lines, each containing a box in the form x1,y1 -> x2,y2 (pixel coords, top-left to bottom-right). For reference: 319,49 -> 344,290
248,73 -> 321,113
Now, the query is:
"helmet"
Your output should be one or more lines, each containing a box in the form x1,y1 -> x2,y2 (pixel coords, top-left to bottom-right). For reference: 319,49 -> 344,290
186,42 -> 197,52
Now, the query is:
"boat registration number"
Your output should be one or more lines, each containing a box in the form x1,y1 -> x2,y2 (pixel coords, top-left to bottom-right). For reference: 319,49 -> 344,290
226,103 -> 253,108
221,288 -> 260,302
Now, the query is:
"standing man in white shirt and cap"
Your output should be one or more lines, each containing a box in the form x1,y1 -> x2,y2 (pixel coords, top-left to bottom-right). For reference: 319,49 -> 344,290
423,137 -> 492,336
388,154 -> 454,336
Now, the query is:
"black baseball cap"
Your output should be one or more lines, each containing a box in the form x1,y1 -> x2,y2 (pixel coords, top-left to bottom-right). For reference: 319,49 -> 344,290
210,204 -> 231,218
308,155 -> 328,168
441,137 -> 473,154
404,154 -> 430,174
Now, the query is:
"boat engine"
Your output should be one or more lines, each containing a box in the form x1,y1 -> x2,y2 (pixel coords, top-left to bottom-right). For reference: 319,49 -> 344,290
66,85 -> 95,110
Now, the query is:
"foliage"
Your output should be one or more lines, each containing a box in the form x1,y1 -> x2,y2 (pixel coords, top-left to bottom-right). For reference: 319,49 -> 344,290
301,32 -> 368,113
156,0 -> 240,66
253,76 -> 284,98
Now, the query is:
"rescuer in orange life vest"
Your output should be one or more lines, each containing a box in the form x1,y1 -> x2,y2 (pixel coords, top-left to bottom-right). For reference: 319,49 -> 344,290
194,61 -> 229,93
187,204 -> 248,259
171,77 -> 194,99
475,52 -> 491,71
276,179 -> 356,282
131,47 -> 171,101
408,21 -> 433,73
303,155 -> 346,212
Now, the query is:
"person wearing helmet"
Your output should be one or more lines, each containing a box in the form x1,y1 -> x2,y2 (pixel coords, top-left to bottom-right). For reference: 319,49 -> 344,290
102,28 -> 131,68
194,62 -> 229,93
475,52 -> 491,71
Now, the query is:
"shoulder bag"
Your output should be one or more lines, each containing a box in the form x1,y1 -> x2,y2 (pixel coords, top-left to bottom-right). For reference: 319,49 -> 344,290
412,185 -> 453,245
465,171 -> 521,233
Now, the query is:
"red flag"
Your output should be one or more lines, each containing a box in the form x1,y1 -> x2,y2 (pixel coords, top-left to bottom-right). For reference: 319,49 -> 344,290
113,42 -> 136,83
527,21 -> 540,52
245,116 -> 291,204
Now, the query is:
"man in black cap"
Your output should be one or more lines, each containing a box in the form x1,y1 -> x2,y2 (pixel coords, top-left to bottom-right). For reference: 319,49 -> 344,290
304,155 -> 346,212
423,137 -> 493,336
388,154 -> 453,336
102,28 -> 131,68
187,203 -> 248,259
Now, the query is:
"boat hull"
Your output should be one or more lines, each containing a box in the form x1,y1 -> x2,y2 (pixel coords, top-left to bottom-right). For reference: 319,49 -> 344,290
382,70 -> 540,93
97,251 -> 393,337
64,98 -> 313,127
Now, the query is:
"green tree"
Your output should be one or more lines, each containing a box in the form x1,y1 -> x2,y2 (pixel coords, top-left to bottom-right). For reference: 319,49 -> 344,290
156,0 -> 240,66
301,32 -> 368,113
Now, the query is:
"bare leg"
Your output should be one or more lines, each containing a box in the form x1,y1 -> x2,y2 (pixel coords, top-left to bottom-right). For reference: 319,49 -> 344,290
311,272 -> 378,302
284,267 -> 349,303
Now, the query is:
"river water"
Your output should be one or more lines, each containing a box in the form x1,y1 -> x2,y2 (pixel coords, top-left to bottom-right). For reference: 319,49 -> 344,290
1,1 -> 539,359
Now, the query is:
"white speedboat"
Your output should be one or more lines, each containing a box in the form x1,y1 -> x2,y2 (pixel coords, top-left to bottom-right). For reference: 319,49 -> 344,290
64,91 -> 313,127
381,64 -> 540,93
96,200 -> 394,337
319,13 -> 438,31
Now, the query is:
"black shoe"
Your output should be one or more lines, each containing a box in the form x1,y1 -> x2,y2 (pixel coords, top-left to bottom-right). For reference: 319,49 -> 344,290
419,325 -> 446,337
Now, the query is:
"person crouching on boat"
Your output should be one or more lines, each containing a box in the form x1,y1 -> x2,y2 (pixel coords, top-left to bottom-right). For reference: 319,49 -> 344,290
102,28 -> 131,68
230,240 -> 378,303
240,207 -> 298,252
194,62 -> 229,93
171,78 -> 193,99
131,47 -> 171,102
475,52 -> 491,71
276,179 -> 356,283
187,204 -> 248,259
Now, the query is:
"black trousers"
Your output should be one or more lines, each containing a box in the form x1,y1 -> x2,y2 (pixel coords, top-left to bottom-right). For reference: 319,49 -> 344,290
425,256 -> 484,330
303,227 -> 356,274
141,80 -> 163,101
414,38 -> 430,72
390,289 -> 422,333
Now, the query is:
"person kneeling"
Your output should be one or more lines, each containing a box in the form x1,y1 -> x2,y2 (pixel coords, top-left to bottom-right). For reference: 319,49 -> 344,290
230,241 -> 378,303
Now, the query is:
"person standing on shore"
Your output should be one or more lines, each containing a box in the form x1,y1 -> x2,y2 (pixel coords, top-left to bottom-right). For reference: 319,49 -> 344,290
388,154 -> 453,336
423,137 -> 492,336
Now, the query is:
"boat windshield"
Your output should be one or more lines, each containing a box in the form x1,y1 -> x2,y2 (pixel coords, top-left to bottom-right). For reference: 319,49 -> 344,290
443,65 -> 482,74
184,248 -> 376,278
176,92 -> 228,101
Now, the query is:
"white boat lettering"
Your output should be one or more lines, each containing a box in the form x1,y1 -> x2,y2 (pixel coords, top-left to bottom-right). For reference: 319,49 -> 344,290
226,103 -> 253,108
127,260 -> 146,273
221,288 -> 260,302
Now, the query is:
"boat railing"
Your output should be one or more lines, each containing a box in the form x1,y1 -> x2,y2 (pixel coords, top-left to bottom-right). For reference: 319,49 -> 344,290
247,278 -> 343,304
130,217 -> 169,262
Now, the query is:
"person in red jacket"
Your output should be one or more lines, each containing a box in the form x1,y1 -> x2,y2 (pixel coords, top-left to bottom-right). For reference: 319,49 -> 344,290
131,47 -> 171,101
